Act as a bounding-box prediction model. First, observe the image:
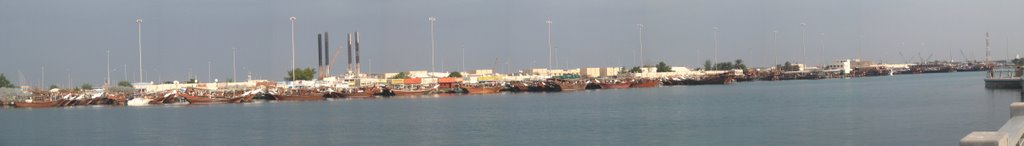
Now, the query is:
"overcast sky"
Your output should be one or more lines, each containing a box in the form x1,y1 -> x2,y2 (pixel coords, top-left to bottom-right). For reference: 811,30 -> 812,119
1,0 -> 1022,87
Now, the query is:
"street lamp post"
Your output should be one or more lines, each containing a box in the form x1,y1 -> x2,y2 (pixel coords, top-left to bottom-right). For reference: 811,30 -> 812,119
713,26 -> 719,70
136,17 -> 143,83
638,24 -> 646,67
429,16 -> 437,72
290,17 -> 296,81
232,47 -> 236,82
547,19 -> 553,69
800,22 -> 807,64
772,30 -> 779,66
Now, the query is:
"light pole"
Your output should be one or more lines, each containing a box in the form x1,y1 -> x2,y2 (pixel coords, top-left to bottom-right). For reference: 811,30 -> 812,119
106,50 -> 110,87
461,45 -> 465,72
713,26 -> 719,70
772,30 -> 779,66
232,47 -> 236,82
547,18 -> 553,69
208,61 -> 212,82
289,16 -> 296,80
638,24 -> 645,67
136,17 -> 143,83
429,16 -> 437,72
819,33 -> 826,65
800,22 -> 807,64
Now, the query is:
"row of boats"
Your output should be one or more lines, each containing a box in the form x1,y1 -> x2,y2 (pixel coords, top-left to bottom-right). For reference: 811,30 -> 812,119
2,74 -> 741,108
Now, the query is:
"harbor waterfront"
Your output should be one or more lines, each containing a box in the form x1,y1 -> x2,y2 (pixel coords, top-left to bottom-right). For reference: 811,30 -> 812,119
0,72 -> 1017,145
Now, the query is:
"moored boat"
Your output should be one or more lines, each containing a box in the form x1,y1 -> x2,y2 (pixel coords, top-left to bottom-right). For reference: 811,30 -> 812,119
553,80 -> 586,91
14,100 -> 60,108
342,87 -> 380,98
177,93 -> 244,104
599,82 -> 631,89
630,79 -> 660,88
462,84 -> 502,94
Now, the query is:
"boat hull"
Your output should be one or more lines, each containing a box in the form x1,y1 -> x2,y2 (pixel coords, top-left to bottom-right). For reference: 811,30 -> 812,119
392,90 -> 430,96
463,86 -> 502,94
599,83 -> 631,89
630,80 -> 660,88
178,93 -> 243,104
555,82 -> 586,91
274,94 -> 325,101
14,101 -> 60,108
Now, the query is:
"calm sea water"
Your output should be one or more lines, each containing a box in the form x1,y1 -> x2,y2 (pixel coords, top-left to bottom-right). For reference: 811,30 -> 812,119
0,72 -> 1018,145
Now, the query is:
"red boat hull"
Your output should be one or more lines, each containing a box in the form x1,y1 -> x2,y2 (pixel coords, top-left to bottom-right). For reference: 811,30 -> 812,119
599,83 -> 631,89
630,80 -> 660,88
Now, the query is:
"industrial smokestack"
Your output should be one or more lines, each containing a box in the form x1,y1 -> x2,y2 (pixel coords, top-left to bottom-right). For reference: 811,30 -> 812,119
355,32 -> 361,76
317,33 -> 321,79
347,33 -> 353,75
324,32 -> 329,77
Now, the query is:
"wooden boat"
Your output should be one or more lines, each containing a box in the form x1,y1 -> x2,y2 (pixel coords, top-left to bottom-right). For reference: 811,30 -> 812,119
462,86 -> 502,94
342,87 -> 380,98
630,80 -> 660,88
14,100 -> 60,108
554,81 -> 586,91
107,94 -> 128,105
391,89 -> 431,96
695,75 -> 736,85
273,88 -> 325,101
177,93 -> 243,104
273,94 -> 325,101
599,82 -> 631,89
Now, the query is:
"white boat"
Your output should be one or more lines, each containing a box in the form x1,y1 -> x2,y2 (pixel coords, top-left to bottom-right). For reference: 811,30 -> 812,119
126,98 -> 152,106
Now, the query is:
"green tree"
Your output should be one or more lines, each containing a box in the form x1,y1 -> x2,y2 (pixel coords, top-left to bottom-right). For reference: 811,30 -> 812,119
187,78 -> 197,83
285,68 -> 316,81
117,80 -> 133,87
704,60 -> 713,70
714,62 -> 734,70
0,73 -> 13,88
80,84 -> 93,90
733,59 -> 747,69
447,72 -> 463,77
49,85 -> 59,89
656,62 -> 673,72
628,66 -> 643,73
390,72 -> 411,79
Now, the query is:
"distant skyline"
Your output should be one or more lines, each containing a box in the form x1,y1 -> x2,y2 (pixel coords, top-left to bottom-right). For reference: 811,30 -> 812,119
2,0 -> 1023,87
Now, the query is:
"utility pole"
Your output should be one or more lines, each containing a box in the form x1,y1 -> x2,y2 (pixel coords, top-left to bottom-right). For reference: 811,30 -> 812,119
233,47 -> 237,82
639,24 -> 646,67
713,26 -> 719,70
800,22 -> 807,64
136,17 -> 144,83
772,30 -> 779,66
106,50 -> 110,87
547,18 -> 553,69
290,17 -> 296,81
429,16 -> 437,72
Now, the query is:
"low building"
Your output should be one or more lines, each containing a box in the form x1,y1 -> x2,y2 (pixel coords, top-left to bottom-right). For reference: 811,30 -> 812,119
580,68 -> 601,78
600,67 -> 622,77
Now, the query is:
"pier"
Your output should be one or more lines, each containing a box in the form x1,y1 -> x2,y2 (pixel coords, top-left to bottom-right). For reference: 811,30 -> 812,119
961,102 -> 1024,146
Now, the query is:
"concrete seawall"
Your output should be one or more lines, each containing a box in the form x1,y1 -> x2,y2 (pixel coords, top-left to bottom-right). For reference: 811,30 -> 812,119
961,102 -> 1024,146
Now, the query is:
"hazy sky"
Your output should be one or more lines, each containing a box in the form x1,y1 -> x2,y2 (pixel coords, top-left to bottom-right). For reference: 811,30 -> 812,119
1,0 -> 1022,87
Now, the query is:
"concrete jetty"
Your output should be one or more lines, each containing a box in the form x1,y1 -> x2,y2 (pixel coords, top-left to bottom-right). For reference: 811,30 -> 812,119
961,102 -> 1024,146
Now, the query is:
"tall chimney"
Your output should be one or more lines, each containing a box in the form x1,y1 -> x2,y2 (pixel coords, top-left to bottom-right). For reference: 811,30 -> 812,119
347,33 -> 353,76
317,33 -> 323,79
355,32 -> 361,76
324,32 -> 330,77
